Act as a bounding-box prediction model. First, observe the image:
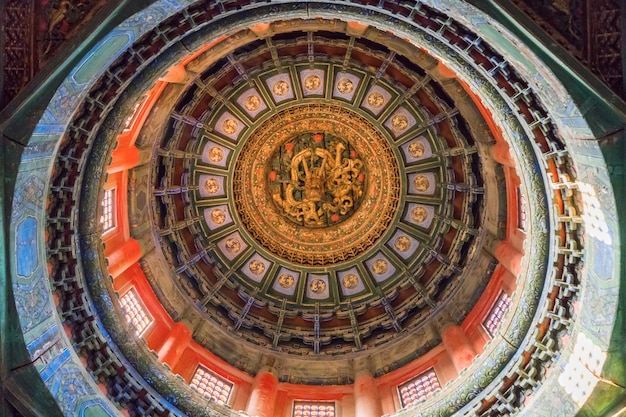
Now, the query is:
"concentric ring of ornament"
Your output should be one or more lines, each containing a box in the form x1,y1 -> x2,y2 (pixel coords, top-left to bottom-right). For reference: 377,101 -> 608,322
234,103 -> 401,266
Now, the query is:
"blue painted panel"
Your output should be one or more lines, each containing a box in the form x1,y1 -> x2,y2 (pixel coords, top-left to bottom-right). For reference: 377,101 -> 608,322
16,216 -> 39,277
41,348 -> 71,382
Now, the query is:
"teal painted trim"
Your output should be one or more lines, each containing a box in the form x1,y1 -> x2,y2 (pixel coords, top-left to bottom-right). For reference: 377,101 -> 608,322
70,31 -> 135,87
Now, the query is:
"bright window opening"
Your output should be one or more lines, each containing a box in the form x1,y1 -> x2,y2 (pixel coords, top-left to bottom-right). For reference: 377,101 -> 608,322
483,291 -> 512,337
398,369 -> 442,408
119,288 -> 153,337
190,366 -> 233,405
100,188 -> 116,233
558,333 -> 607,407
579,181 -> 612,244
293,401 -> 336,417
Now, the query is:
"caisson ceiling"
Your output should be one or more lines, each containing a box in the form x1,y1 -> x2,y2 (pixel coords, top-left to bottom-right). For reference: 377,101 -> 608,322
136,31 -> 499,377
5,1 -> 624,417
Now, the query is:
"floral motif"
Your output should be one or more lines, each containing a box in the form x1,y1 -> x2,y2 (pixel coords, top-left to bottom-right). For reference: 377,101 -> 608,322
222,119 -> 238,134
204,178 -> 220,194
337,78 -> 354,94
310,278 -> 326,293
367,92 -> 384,108
208,147 -> 224,162
342,274 -> 359,289
372,259 -> 388,275
249,260 -> 265,275
273,80 -> 289,96
413,175 -> 430,192
394,236 -> 411,252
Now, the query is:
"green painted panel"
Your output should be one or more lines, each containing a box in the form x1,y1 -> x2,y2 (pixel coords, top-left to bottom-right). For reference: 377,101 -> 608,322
82,404 -> 115,417
72,33 -> 131,85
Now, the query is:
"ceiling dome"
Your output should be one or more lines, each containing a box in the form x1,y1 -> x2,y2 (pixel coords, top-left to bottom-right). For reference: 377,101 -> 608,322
128,27 -> 500,382
7,1 -> 623,417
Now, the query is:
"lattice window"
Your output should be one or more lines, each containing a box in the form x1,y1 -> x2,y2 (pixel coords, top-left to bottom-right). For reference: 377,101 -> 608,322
119,288 -> 153,337
292,401 -> 336,417
398,369 -> 442,408
190,366 -> 233,405
517,186 -> 527,230
100,188 -> 116,232
483,291 -> 512,337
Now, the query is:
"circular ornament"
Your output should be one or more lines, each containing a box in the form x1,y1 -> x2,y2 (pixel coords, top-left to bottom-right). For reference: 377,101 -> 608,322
337,78 -> 354,94
210,208 -> 226,225
249,260 -> 265,275
410,206 -> 428,223
222,119 -> 238,134
367,92 -> 385,108
394,236 -> 411,252
224,238 -> 241,254
342,274 -> 359,289
391,114 -> 409,132
304,75 -> 321,91
372,259 -> 388,275
310,278 -> 327,294
413,175 -> 430,192
408,141 -> 425,158
204,178 -> 220,194
208,147 -> 224,163
273,80 -> 289,96
244,95 -> 261,111
278,274 -> 295,289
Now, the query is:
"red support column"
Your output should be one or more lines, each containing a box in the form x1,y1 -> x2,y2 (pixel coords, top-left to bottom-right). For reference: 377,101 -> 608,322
246,368 -> 278,417
106,238 -> 142,279
494,240 -> 524,277
157,322 -> 192,368
108,145 -> 140,173
491,140 -> 515,168
378,382 -> 397,417
442,326 -> 477,373
354,371 -> 383,417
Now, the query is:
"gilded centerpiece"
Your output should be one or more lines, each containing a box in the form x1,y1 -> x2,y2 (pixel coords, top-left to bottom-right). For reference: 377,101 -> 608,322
268,133 -> 365,227
233,104 -> 400,265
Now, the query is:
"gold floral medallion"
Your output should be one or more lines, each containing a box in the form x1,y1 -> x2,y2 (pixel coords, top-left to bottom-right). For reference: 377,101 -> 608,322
304,75 -> 321,91
244,95 -> 261,111
248,259 -> 265,275
408,141 -> 425,158
208,147 -> 224,163
391,114 -> 409,132
272,80 -> 289,96
278,274 -> 295,289
222,118 -> 238,135
310,278 -> 326,294
210,208 -> 226,225
367,92 -> 385,108
394,236 -> 411,252
224,238 -> 241,254
337,78 -> 354,94
342,274 -> 359,289
204,178 -> 220,194
372,259 -> 388,275
410,206 -> 428,223
413,175 -> 430,192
